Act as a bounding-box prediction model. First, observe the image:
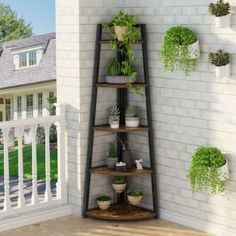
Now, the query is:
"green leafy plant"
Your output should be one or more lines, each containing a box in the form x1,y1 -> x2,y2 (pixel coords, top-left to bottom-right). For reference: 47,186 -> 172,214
209,49 -> 230,66
188,146 -> 227,194
209,0 -> 231,17
96,195 -> 111,201
103,11 -> 142,96
109,106 -> 120,122
127,187 -> 144,196
112,176 -> 127,184
107,141 -> 118,158
161,26 -> 198,75
125,106 -> 139,117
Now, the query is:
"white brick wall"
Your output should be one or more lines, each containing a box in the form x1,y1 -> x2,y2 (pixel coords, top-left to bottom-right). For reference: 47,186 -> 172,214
57,0 -> 236,235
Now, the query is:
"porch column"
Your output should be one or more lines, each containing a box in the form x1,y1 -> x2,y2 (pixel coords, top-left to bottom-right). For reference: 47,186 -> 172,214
22,95 -> 27,119
13,96 -> 17,120
42,91 -> 49,117
33,92 -> 38,118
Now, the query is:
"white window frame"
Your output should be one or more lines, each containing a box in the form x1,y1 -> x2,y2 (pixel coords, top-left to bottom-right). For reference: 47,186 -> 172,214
17,96 -> 22,120
26,94 -> 33,118
19,50 -> 37,68
5,99 -> 11,121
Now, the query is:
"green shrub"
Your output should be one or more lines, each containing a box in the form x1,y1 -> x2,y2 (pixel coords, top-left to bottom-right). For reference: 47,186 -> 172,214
112,176 -> 127,184
188,146 -> 226,194
208,49 -> 230,66
107,141 -> 118,157
209,0 -> 231,17
127,187 -> 144,196
161,26 -> 198,75
96,195 -> 111,201
125,106 -> 139,117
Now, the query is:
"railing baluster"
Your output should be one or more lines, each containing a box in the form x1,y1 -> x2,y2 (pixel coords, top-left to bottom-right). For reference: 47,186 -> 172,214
3,128 -> 11,211
31,125 -> 39,205
44,124 -> 52,202
17,127 -> 25,208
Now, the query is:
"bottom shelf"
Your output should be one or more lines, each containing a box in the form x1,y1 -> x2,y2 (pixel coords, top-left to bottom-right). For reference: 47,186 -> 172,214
86,204 -> 156,221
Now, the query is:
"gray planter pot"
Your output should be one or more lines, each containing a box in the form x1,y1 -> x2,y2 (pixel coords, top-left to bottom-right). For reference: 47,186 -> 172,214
105,76 -> 136,84
106,157 -> 118,169
125,117 -> 139,128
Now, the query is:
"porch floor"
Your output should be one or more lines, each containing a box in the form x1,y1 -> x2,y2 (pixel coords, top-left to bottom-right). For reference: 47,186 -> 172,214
0,215 -> 213,236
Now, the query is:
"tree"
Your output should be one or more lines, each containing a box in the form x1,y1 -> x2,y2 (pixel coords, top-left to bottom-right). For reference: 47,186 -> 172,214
0,3 -> 32,43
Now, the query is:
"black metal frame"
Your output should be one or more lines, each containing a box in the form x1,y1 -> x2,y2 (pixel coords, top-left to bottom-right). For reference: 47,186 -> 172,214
82,24 -> 159,219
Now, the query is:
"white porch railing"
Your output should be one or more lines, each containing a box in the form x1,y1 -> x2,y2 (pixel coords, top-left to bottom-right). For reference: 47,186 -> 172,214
0,104 -> 67,217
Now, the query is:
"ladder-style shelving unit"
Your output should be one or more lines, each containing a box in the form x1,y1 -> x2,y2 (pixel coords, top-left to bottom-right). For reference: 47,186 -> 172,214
82,24 -> 159,221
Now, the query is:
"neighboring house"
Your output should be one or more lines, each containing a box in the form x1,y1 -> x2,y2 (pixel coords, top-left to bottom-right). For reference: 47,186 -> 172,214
0,33 -> 56,144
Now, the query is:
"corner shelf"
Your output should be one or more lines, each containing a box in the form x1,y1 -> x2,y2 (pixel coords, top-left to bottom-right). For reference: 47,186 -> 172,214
94,125 -> 149,133
96,83 -> 146,88
99,40 -> 144,45
90,166 -> 152,176
86,204 -> 155,221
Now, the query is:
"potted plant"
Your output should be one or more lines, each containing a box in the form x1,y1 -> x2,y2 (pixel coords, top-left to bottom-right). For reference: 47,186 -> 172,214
188,146 -> 229,194
125,106 -> 140,128
112,176 -> 127,193
161,26 -> 200,75
209,49 -> 230,78
209,0 -> 231,28
105,59 -> 137,84
96,195 -> 112,210
109,106 -> 120,128
106,141 -> 118,169
127,187 -> 144,205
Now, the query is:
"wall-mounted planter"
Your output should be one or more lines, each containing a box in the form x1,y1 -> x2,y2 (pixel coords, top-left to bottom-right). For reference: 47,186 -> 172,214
215,63 -> 230,78
105,76 -> 136,84
218,159 -> 229,181
188,40 -> 200,59
115,26 -> 128,41
215,14 -> 231,28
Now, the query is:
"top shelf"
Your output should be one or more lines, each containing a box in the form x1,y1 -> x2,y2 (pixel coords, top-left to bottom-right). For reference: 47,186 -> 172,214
99,40 -> 144,45
96,83 -> 146,88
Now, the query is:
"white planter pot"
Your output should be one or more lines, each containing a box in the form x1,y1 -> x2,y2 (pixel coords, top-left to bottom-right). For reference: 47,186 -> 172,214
215,14 -> 231,28
112,183 -> 127,193
188,40 -> 200,59
127,195 -> 143,206
125,117 -> 139,128
109,115 -> 119,128
97,200 -> 111,210
115,26 -> 128,41
218,159 -> 229,181
215,64 -> 230,78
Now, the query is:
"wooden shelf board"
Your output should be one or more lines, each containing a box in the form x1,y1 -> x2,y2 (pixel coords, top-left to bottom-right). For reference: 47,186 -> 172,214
94,125 -> 149,132
99,40 -> 143,45
90,166 -> 152,176
96,83 -> 146,88
86,204 -> 155,221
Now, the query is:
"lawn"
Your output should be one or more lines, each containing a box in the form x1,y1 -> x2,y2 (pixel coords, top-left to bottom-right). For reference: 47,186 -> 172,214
0,144 -> 58,181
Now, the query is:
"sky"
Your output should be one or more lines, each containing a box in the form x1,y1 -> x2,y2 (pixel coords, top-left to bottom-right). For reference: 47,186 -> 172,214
0,0 -> 55,35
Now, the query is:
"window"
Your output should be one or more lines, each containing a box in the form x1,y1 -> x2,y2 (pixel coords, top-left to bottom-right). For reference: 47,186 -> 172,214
5,99 -> 11,121
38,93 -> 43,117
18,50 -> 37,68
49,92 -> 56,115
17,96 -> 22,120
26,95 -> 33,118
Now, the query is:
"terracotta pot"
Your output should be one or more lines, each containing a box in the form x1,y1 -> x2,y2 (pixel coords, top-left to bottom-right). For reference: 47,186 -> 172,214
112,183 -> 127,193
218,159 -> 229,181
187,40 -> 200,59
106,157 -> 118,169
127,195 -> 143,206
97,200 -> 111,210
125,117 -> 139,128
215,14 -> 231,28
105,76 -> 136,84
215,64 -> 230,78
115,26 -> 128,41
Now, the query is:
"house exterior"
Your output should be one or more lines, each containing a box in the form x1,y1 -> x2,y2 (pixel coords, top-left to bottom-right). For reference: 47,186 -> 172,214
0,33 -> 56,143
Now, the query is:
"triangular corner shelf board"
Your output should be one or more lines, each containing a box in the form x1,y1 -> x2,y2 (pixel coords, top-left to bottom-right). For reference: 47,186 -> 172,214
82,24 -> 159,220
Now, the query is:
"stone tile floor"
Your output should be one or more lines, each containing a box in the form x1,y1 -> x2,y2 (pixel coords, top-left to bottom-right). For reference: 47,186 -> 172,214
0,215 -> 213,236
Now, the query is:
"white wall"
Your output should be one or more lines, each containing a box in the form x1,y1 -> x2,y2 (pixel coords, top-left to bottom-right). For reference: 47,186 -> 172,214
57,0 -> 236,235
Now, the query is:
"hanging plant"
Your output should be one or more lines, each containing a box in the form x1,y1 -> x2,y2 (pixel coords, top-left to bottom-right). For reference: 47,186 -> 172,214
161,26 -> 200,75
103,11 -> 142,96
209,49 -> 230,78
188,146 -> 229,194
209,0 -> 231,28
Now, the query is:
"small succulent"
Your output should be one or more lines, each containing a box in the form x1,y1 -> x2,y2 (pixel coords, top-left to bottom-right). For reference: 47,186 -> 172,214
125,106 -> 139,117
110,106 -> 120,121
209,50 -> 230,66
209,0 -> 231,17
112,176 -> 127,184
127,187 -> 144,196
107,141 -> 117,157
96,195 -> 111,201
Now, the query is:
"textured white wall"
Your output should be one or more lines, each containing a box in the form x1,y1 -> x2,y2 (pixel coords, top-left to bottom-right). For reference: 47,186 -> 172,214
57,0 -> 236,235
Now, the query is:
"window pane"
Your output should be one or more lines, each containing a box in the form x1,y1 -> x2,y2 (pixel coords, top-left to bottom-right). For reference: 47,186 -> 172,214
19,53 -> 27,68
26,95 -> 33,118
17,96 -> 22,120
29,51 -> 37,66
38,93 -> 43,117
5,99 -> 11,121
